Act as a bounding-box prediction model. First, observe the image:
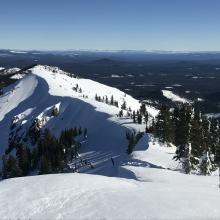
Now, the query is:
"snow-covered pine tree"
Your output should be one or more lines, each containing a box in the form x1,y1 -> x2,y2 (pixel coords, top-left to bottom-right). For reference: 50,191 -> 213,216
173,105 -> 192,173
199,151 -> 212,175
189,110 -> 203,170
214,121 -> 220,187
155,105 -> 174,144
200,117 -> 214,174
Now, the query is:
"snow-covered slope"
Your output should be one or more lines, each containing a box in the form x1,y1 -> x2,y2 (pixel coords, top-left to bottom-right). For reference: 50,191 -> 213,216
162,89 -> 192,104
1,68 -> 220,219
0,65 -> 157,172
1,166 -> 220,219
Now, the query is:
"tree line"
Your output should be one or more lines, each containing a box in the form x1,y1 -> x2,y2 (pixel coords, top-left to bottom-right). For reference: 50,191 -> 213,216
150,104 -> 220,175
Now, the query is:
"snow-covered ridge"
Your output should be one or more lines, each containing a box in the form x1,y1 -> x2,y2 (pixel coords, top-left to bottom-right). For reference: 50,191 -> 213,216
29,65 -> 158,116
0,64 -> 157,169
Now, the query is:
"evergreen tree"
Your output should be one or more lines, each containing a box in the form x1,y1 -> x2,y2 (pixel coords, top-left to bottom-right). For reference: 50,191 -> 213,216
105,96 -> 109,104
215,125 -> 220,187
189,110 -> 203,169
31,147 -> 38,170
127,134 -> 135,154
95,94 -> 98,101
199,151 -> 212,175
137,111 -> 142,124
155,105 -> 174,144
140,103 -> 146,116
110,95 -> 114,105
5,155 -> 22,178
119,110 -> 123,117
121,101 -> 126,110
39,155 -> 52,174
173,105 -> 192,173
132,111 -> 136,123
78,127 -> 82,135
16,144 -> 31,176
200,117 -> 214,173
144,112 -> 149,125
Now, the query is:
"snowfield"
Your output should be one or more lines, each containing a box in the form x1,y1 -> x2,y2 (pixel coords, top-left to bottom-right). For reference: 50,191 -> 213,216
1,136 -> 220,219
1,65 -> 220,219
162,89 -> 192,104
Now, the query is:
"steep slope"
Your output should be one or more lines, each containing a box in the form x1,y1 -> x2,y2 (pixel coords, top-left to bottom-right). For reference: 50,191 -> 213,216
0,65 -> 157,174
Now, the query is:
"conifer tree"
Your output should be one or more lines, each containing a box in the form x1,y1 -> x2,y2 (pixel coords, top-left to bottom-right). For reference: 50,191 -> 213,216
39,155 -> 52,174
127,134 -> 135,154
215,125 -> 220,187
5,155 -> 22,178
140,103 -> 146,116
199,151 -> 212,175
119,110 -> 123,117
137,111 -> 142,124
110,95 -> 114,105
121,101 -> 126,110
132,111 -> 136,123
189,110 -> 203,169
173,105 -> 192,173
155,105 -> 174,144
16,144 -> 31,176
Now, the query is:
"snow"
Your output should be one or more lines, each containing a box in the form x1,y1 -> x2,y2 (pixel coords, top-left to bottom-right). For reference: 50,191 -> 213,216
127,134 -> 179,170
162,90 -> 192,104
172,84 -> 182,87
197,98 -> 204,102
111,74 -> 123,78
10,73 -> 25,79
10,50 -> 27,54
1,65 -> 219,219
0,67 -> 5,71
205,113 -> 220,119
1,138 -> 220,219
1,67 -> 20,75
0,75 -> 38,122
0,65 -> 158,168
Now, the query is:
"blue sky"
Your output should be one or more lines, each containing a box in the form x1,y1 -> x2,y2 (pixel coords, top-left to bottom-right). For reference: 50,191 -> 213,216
0,0 -> 219,51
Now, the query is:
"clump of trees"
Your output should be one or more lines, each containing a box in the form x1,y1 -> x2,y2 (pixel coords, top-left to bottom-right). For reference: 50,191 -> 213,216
72,84 -> 82,93
95,94 -> 119,108
2,127 -> 87,179
150,104 -> 220,175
